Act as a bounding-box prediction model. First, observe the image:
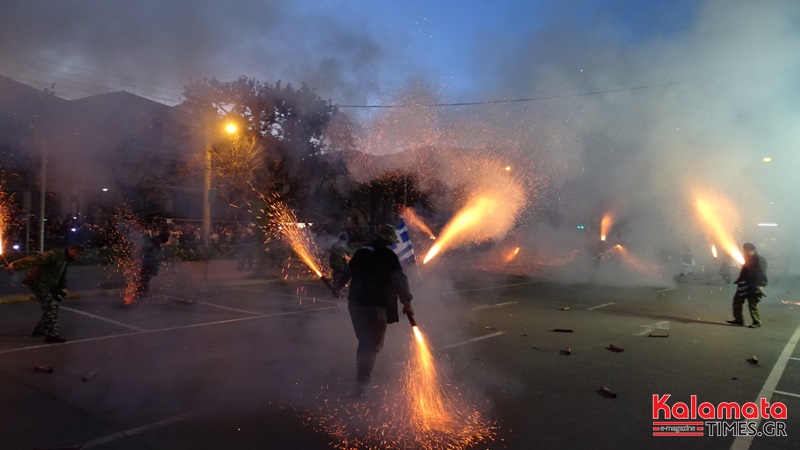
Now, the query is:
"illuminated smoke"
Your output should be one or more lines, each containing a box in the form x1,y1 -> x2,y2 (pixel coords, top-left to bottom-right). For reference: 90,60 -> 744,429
258,192 -> 328,278
692,189 -> 745,265
423,157 -> 526,264
402,207 -> 436,240
600,213 -> 613,242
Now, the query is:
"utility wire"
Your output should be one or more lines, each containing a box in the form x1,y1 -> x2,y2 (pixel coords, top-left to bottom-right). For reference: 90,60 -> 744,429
336,80 -> 687,109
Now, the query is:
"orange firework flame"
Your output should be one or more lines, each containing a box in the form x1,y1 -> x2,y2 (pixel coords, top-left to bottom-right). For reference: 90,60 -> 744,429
608,244 -> 659,275
260,194 -> 327,278
504,247 -> 520,263
303,324 -> 497,449
402,207 -> 436,239
600,213 -> 613,242
423,159 -> 525,264
692,191 -> 745,265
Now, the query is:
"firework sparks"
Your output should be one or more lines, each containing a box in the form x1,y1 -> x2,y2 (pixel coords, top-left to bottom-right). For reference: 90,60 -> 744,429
105,206 -> 147,304
304,324 -> 497,450
423,158 -> 526,264
711,244 -> 718,258
692,190 -> 744,265
402,207 -> 436,240
600,213 -> 613,242
0,182 -> 11,262
259,193 -> 329,280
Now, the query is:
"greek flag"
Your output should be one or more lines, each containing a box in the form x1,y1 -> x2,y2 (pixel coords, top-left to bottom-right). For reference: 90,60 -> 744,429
392,220 -> 415,264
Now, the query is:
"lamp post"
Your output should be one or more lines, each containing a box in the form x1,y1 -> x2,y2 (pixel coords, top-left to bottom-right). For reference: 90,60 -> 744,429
201,121 -> 238,252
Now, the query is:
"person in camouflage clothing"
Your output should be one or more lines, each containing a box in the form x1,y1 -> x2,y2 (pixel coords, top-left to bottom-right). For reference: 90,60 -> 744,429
726,242 -> 768,328
5,245 -> 83,343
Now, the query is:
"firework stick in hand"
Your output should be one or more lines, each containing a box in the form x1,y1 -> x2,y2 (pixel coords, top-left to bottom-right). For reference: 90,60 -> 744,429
319,275 -> 338,297
406,312 -> 418,328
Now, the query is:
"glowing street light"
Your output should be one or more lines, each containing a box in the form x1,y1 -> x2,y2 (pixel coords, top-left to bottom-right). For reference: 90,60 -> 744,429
202,120 -> 239,249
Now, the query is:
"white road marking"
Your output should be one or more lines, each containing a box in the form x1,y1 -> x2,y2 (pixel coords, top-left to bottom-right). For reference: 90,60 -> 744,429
470,301 -> 518,311
61,306 -> 148,332
80,413 -> 193,448
772,389 -> 800,399
731,324 -> 800,450
0,305 -> 345,355
441,331 -> 507,349
194,301 -> 264,315
587,302 -> 615,310
636,320 -> 670,336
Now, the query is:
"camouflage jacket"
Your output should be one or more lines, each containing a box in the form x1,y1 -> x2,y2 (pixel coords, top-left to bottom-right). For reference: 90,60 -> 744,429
12,248 -> 69,296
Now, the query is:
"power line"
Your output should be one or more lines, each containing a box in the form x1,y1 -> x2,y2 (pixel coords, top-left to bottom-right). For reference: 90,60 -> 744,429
335,80 -> 687,109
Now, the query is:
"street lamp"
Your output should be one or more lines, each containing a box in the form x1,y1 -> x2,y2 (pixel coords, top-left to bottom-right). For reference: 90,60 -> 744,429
202,120 -> 239,251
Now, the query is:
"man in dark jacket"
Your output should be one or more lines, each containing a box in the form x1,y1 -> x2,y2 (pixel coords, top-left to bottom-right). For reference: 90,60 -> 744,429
6,245 -> 83,343
336,224 -> 413,395
726,242 -> 768,328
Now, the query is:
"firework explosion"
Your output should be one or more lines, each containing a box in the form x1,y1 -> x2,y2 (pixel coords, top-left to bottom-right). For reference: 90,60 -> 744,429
105,206 -> 148,304
402,207 -> 436,240
304,326 -> 497,450
258,192 -> 329,279
691,189 -> 745,265
600,213 -> 613,242
423,157 -> 527,264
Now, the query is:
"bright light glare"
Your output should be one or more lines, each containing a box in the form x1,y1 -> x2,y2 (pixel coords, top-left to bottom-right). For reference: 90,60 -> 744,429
757,223 -> 778,227
762,157 -> 772,163
224,123 -> 238,134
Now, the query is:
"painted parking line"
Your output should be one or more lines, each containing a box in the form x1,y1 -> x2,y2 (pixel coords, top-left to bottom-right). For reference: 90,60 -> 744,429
731,324 -> 800,450
61,306 -> 148,332
470,301 -> 519,311
636,320 -> 670,336
441,331 -> 507,349
587,302 -> 615,310
772,390 -> 800,399
0,305 -> 345,355
232,285 -> 343,305
79,412 -> 193,448
194,301 -> 264,315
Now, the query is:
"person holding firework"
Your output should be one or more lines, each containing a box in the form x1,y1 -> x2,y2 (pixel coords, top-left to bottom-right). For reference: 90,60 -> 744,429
336,224 -> 413,396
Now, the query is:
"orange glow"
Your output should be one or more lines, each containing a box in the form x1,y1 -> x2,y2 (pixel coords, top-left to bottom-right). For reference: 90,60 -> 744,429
711,244 -> 718,258
693,192 -> 745,265
607,244 -> 659,275
261,195 -> 326,278
402,207 -> 436,240
0,185 -> 10,256
422,158 -> 525,264
305,322 -> 496,448
600,213 -> 613,242
504,247 -> 520,262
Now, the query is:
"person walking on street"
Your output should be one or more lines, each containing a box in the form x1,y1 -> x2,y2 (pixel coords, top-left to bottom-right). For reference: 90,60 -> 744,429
329,232 -> 350,295
726,242 -> 767,328
138,231 -> 168,299
336,224 -> 413,396
5,245 -> 83,343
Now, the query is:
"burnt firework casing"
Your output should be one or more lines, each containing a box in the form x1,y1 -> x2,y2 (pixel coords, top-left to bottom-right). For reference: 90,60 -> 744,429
406,313 -> 418,327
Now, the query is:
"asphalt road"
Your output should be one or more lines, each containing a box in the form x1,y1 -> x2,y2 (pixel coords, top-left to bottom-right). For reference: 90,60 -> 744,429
1,259 -> 799,450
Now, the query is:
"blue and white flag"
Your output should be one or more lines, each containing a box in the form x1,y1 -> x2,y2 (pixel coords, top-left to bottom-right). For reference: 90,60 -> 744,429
392,219 -> 415,264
